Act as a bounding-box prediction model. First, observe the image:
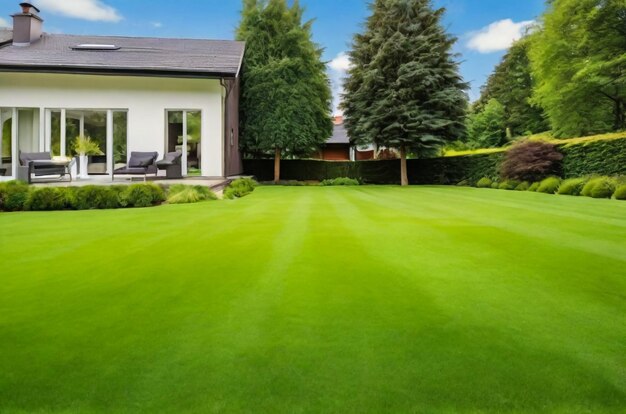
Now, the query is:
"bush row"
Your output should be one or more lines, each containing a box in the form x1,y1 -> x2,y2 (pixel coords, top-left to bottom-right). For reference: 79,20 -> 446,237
471,176 -> 626,200
243,137 -> 626,184
0,182 -> 222,212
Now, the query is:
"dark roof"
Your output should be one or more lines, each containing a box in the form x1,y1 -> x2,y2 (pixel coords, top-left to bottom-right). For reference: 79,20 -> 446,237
0,33 -> 245,78
327,122 -> 350,144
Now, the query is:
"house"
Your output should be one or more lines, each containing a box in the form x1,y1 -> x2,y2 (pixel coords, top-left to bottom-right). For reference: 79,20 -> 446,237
0,3 -> 245,180
317,116 -> 376,161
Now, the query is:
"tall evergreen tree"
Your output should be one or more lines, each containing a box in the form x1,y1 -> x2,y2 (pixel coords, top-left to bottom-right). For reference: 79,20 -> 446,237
474,37 -> 549,137
342,0 -> 468,185
237,0 -> 333,182
529,0 -> 626,137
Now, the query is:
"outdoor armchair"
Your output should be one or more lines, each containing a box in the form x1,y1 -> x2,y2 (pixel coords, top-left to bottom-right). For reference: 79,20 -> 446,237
112,152 -> 158,181
156,151 -> 183,179
18,151 -> 72,184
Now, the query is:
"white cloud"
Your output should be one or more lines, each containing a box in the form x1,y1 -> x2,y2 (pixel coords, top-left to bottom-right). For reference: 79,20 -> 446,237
0,17 -> 11,28
151,21 -> 163,28
467,19 -> 534,53
328,52 -> 353,115
37,0 -> 122,23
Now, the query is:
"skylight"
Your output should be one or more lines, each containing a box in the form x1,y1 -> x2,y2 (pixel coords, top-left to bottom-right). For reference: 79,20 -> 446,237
71,44 -> 120,51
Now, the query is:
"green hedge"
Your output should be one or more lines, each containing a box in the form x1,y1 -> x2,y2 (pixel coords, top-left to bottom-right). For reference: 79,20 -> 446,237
243,137 -> 626,184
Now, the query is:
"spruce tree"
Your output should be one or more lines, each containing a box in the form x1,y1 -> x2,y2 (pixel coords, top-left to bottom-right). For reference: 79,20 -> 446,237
342,0 -> 468,185
237,0 -> 333,182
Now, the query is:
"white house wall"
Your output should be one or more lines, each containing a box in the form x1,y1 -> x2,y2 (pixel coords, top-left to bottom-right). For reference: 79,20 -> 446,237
0,72 -> 224,177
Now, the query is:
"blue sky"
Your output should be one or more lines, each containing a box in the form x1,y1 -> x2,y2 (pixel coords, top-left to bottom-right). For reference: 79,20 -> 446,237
0,0 -> 546,111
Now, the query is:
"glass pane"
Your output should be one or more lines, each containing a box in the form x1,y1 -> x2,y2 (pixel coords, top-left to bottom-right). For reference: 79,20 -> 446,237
50,111 -> 61,156
65,114 -> 80,157
113,111 -> 128,168
186,111 -> 201,176
1,108 -> 12,177
78,111 -> 107,174
18,109 -> 40,154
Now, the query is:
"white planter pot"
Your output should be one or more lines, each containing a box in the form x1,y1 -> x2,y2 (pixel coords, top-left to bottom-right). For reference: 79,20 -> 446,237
79,154 -> 89,179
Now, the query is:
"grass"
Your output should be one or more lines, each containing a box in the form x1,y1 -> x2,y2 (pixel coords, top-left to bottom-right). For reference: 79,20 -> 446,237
1,186 -> 625,413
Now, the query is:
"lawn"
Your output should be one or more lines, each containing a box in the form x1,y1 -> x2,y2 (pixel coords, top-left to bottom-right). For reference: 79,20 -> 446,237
1,186 -> 625,413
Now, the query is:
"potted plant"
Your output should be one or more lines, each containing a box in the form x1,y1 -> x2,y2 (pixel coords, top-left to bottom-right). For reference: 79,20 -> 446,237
73,136 -> 103,179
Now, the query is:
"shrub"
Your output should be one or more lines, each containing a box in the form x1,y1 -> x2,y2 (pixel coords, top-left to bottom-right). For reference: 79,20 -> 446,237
167,185 -> 217,204
536,177 -> 561,194
476,177 -> 492,188
0,181 -> 31,212
456,180 -> 470,187
614,184 -> 626,200
580,177 -> 616,199
121,184 -> 165,208
490,182 -> 499,189
515,182 -> 530,191
321,177 -> 360,186
528,182 -> 540,192
498,180 -> 520,190
24,187 -> 70,211
74,185 -> 122,210
557,178 -> 587,196
224,178 -> 258,200
500,140 -> 563,182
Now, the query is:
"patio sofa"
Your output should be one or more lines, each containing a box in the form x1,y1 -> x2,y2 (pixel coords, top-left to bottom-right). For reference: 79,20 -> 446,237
112,152 -> 159,182
156,151 -> 183,179
18,152 -> 73,183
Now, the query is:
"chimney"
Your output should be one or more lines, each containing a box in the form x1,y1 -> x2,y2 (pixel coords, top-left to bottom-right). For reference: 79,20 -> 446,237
12,3 -> 43,47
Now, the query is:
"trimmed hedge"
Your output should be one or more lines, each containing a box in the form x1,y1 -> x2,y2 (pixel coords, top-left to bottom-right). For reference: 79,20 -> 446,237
243,137 -> 626,184
614,184 -> 626,200
537,177 -> 561,194
321,177 -> 360,186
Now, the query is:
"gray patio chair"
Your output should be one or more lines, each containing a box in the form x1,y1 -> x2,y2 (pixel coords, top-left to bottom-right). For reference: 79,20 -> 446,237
18,151 -> 72,184
156,151 -> 183,179
112,152 -> 158,182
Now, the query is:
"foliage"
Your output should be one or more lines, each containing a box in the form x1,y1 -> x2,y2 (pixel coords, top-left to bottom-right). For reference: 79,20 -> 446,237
237,0 -> 333,181
0,181 -> 30,212
498,180 -> 520,191
74,186 -> 122,210
473,37 -> 549,138
167,185 -> 218,204
557,178 -> 588,196
121,184 -> 165,208
614,184 -> 626,200
536,177 -> 561,194
341,0 -> 468,185
500,140 -> 563,182
466,98 -> 507,148
490,182 -> 499,189
224,178 -> 258,199
581,176 -> 617,199
74,136 -> 104,156
24,187 -> 71,211
321,177 -> 360,186
476,177 -> 493,188
528,182 -> 540,192
515,182 -> 530,191
529,0 -> 626,137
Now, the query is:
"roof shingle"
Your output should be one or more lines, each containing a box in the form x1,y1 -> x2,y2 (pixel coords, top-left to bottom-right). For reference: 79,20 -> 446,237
0,33 -> 245,77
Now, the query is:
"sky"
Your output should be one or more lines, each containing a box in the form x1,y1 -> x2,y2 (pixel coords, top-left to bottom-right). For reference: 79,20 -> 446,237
0,0 -> 546,113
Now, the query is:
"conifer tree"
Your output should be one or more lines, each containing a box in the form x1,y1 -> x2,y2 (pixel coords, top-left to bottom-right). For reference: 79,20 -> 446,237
237,0 -> 333,182
342,0 -> 468,185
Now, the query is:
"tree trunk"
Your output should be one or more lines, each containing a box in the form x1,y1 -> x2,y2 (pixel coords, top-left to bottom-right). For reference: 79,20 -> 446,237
615,99 -> 625,131
400,145 -> 408,186
274,147 -> 281,183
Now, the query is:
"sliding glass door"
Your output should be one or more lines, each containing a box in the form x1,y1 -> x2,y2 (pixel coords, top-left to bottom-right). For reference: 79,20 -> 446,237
45,109 -> 127,176
0,108 -> 41,179
0,108 -> 13,178
166,110 -> 201,176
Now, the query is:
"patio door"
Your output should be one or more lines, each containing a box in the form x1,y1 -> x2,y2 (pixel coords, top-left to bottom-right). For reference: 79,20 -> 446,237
166,110 -> 202,176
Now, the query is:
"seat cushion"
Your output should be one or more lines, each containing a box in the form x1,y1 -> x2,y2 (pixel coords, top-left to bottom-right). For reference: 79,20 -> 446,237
114,167 -> 148,175
128,152 -> 158,168
20,152 -> 52,166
